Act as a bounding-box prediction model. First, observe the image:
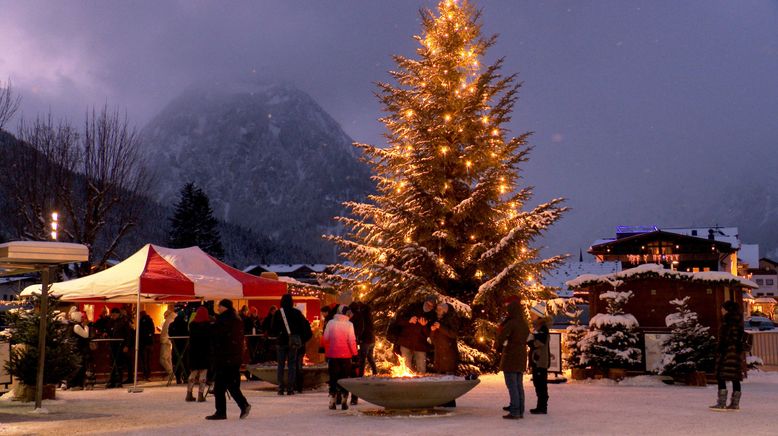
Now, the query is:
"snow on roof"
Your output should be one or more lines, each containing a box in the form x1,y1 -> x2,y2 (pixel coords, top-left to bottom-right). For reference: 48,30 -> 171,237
543,262 -> 621,297
753,297 -> 777,304
566,263 -> 758,289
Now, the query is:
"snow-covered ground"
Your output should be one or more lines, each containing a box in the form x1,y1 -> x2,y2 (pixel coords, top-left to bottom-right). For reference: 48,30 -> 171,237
2,371 -> 777,435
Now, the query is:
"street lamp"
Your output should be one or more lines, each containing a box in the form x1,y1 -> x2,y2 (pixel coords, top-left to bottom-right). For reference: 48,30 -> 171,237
50,212 -> 58,240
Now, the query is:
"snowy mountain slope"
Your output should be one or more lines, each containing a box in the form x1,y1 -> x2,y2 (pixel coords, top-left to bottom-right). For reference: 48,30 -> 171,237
141,81 -> 373,262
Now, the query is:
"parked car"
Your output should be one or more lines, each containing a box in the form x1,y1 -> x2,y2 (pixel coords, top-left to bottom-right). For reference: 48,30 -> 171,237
745,316 -> 776,331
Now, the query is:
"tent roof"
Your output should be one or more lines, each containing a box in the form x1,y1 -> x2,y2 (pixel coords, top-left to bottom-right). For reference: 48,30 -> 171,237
0,241 -> 89,276
21,244 -> 286,303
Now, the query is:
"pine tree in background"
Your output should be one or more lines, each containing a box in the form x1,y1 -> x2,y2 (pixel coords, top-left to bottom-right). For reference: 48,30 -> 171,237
581,291 -> 642,371
660,296 -> 716,375
168,182 -> 224,259
325,0 -> 566,372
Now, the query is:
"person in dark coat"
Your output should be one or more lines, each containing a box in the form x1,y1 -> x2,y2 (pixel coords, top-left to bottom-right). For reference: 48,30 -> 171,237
496,300 -> 529,419
106,308 -> 132,388
528,305 -> 550,415
710,300 -> 747,411
187,307 -> 212,403
206,299 -> 251,420
169,310 -> 190,384
346,300 -> 377,405
394,295 -> 437,374
270,293 -> 313,395
138,311 -> 155,381
431,302 -> 459,407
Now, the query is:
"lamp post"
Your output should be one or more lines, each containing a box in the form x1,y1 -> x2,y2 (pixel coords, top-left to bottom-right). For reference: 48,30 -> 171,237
50,212 -> 58,240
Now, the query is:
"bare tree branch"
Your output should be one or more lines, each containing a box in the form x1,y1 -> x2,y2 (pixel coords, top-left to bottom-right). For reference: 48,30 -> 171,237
0,78 -> 21,130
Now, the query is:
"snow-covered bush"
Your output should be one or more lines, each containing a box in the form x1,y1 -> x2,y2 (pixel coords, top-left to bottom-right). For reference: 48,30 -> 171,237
564,324 -> 588,369
581,291 -> 641,370
659,296 -> 715,375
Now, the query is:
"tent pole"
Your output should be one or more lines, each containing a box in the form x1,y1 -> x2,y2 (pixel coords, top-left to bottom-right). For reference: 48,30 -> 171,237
34,266 -> 53,410
128,291 -> 143,393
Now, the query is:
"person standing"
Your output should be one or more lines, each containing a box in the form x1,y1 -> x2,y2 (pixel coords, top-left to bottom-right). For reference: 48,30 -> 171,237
271,293 -> 312,395
169,310 -> 190,384
394,295 -> 437,374
159,310 -> 176,381
348,301 -> 377,405
138,311 -> 155,381
496,300 -> 529,420
106,308 -> 131,389
710,300 -> 747,411
206,299 -> 251,420
528,304 -> 550,415
187,307 -> 212,403
430,302 -> 459,407
322,305 -> 358,410
67,309 -> 90,390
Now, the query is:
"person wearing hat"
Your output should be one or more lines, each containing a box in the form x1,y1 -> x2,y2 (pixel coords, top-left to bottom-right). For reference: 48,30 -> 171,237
206,299 -> 251,420
67,309 -> 90,390
496,299 -> 529,420
393,294 -> 438,374
527,303 -> 550,415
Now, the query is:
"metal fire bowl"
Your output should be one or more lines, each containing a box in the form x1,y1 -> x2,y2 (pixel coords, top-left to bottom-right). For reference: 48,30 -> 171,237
338,376 -> 480,409
247,364 -> 329,389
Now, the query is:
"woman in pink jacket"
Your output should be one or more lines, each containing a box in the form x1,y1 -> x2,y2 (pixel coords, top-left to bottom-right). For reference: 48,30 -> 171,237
322,305 -> 358,410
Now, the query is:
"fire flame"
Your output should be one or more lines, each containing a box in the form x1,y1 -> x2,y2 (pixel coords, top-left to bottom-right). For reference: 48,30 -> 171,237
390,355 -> 418,378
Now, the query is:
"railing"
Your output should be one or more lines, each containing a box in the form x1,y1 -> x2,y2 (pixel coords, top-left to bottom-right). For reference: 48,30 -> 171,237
748,331 -> 778,366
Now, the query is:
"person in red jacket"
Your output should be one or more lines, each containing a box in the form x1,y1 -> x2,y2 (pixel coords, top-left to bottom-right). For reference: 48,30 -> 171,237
322,305 -> 358,410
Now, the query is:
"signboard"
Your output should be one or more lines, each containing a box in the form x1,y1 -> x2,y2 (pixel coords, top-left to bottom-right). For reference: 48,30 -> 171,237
643,333 -> 671,373
548,332 -> 562,373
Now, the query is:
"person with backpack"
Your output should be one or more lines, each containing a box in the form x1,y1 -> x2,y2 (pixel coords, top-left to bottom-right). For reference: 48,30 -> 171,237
271,293 -> 312,395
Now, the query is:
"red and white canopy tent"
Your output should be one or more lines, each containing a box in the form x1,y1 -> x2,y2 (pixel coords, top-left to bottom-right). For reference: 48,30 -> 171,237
22,243 -> 289,393
22,244 -> 287,302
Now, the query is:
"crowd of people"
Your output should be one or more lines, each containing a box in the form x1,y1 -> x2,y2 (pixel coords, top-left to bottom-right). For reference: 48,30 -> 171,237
61,292 -> 747,421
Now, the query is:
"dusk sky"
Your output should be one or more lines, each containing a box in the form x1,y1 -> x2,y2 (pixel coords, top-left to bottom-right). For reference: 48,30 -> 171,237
2,0 -> 777,255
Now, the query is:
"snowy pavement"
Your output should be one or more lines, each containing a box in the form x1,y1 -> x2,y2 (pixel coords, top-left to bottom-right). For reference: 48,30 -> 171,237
1,372 -> 777,436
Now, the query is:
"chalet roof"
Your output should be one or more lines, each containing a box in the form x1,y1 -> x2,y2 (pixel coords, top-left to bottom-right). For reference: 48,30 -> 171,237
566,263 -> 758,289
589,230 -> 734,254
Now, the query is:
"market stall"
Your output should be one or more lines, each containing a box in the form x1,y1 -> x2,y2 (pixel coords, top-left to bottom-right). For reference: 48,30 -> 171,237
21,244 -> 294,393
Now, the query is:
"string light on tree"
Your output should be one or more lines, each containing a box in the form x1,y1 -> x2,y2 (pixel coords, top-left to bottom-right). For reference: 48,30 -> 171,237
325,0 -> 567,373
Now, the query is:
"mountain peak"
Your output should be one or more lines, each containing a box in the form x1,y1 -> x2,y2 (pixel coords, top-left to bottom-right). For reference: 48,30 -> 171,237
141,80 -> 373,262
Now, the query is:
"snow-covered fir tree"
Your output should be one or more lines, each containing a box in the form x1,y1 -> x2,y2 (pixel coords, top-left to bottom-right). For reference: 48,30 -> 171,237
168,182 -> 224,259
564,323 -> 588,369
324,0 -> 566,371
581,290 -> 642,370
660,296 -> 716,375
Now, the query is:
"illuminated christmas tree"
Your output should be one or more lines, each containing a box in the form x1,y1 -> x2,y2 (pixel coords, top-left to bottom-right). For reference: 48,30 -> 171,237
325,0 -> 566,371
